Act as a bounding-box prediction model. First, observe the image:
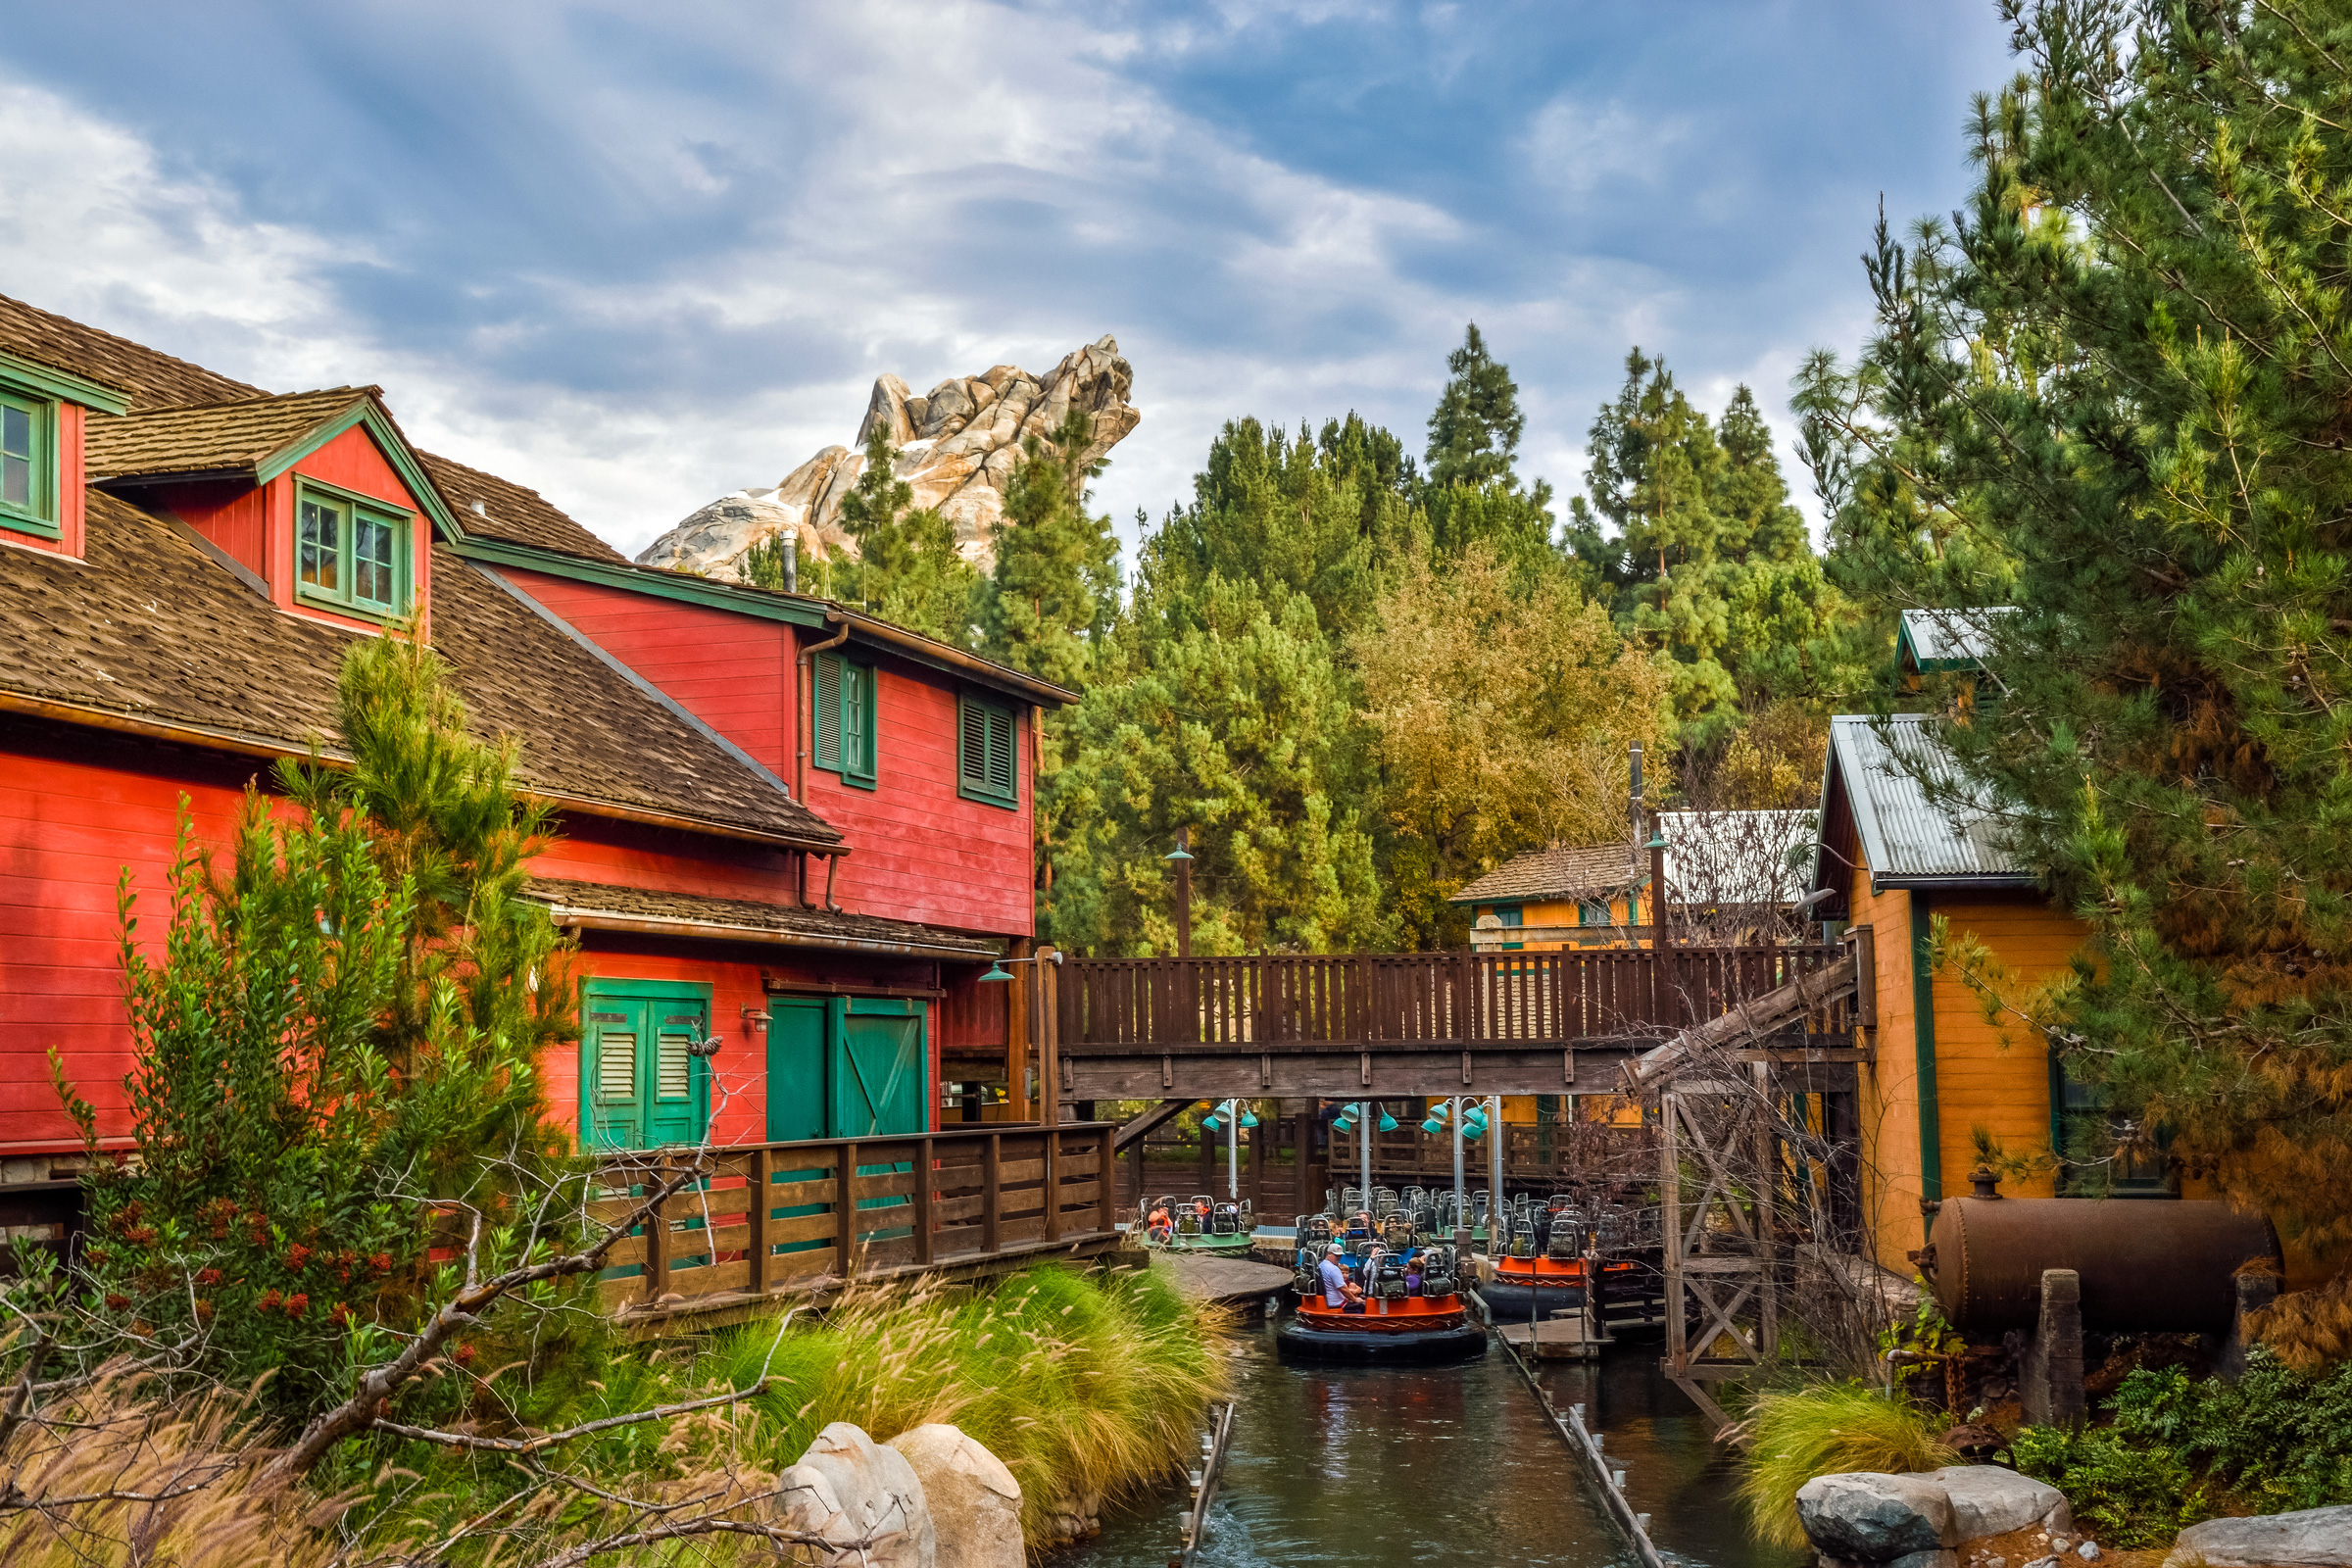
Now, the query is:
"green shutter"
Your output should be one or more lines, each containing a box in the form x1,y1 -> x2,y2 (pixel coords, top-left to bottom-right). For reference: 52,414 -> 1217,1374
956,695 -> 1018,808
842,662 -> 877,789
579,982 -> 710,1152
813,653 -> 843,770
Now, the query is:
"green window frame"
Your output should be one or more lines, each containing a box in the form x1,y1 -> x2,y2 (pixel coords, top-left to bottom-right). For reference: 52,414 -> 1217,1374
811,651 -> 878,789
956,694 -> 1018,808
2048,1051 -> 2175,1198
294,479 -> 413,618
0,386 -> 58,538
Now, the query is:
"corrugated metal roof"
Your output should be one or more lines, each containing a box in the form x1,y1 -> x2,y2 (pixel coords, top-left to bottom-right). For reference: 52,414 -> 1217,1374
1817,714 -> 2031,888
1897,607 -> 2019,671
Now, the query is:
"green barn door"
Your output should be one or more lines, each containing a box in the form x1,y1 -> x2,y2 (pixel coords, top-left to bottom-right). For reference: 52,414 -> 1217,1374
579,981 -> 711,1151
828,998 -> 927,1138
765,998 -> 828,1143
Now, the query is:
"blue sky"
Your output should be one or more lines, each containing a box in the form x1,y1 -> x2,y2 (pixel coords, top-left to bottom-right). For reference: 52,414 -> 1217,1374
0,1 -> 2014,560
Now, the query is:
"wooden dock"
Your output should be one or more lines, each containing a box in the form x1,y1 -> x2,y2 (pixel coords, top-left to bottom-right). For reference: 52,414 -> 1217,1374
1495,1315 -> 1604,1361
1151,1251 -> 1298,1305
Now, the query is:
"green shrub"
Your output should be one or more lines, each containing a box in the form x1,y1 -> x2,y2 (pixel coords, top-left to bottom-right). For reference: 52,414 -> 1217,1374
2010,1425 -> 2215,1547
1740,1384 -> 1958,1548
2109,1351 -> 2352,1514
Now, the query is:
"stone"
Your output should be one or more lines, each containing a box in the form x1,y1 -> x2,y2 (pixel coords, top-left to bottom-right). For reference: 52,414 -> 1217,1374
1886,1553 -> 1958,1568
2022,1557 -> 2059,1568
2167,1505 -> 2352,1567
772,1421 -> 937,1567
1798,1473 -> 1959,1560
887,1424 -> 1022,1568
638,336 -> 1141,583
2022,1269 -> 2086,1429
2076,1544 -> 2100,1562
1926,1467 -> 2073,1543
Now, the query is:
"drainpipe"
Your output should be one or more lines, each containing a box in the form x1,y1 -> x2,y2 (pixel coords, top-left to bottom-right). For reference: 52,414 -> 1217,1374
1910,891 -> 1942,1233
797,612 -> 853,906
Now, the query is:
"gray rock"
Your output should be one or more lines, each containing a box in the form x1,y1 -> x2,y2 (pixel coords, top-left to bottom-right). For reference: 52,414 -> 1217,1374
888,1424 -> 1022,1568
1927,1466 -> 2074,1542
773,1421 -> 937,1567
2076,1545 -> 2100,1562
2022,1557 -> 2060,1568
1798,1473 -> 1958,1560
2169,1506 -> 2352,1567
638,338 -> 1141,581
1886,1552 -> 1957,1568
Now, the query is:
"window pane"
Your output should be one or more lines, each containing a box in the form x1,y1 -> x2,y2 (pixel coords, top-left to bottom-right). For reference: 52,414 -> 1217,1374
843,665 -> 868,772
0,455 -> 24,510
0,405 -> 28,459
298,498 -> 342,593
353,514 -> 397,607
1,402 -> 31,511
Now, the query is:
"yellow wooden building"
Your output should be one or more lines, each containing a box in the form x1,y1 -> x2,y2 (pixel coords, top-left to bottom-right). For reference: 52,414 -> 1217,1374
1451,842 -> 1645,952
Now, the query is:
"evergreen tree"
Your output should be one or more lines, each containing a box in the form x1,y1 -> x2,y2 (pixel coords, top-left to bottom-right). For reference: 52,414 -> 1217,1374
1796,0 -> 2352,1250
1422,324 -> 1558,575
1571,350 -> 1849,740
980,410 -> 1121,691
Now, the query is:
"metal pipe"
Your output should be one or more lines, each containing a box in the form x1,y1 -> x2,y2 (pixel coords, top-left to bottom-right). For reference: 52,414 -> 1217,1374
1228,1101 -> 1240,1200
1361,1102 -> 1373,1216
1488,1094 -> 1503,1247
1451,1097 -> 1467,1251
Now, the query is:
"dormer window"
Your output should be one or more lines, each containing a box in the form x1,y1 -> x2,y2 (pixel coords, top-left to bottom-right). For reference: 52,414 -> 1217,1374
296,479 -> 411,616
0,388 -> 55,536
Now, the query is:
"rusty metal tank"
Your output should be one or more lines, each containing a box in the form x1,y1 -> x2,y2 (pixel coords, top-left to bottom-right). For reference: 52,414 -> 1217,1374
1926,1197 -> 2279,1335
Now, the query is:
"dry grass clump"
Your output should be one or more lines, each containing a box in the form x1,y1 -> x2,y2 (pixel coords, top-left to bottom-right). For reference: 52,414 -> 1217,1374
2244,1269 -> 2352,1375
0,1367 -> 357,1568
1739,1383 -> 1960,1549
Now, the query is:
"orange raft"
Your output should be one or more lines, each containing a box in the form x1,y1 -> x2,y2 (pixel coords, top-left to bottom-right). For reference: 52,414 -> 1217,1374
1481,1253 -> 1642,1321
1281,1291 -> 1488,1363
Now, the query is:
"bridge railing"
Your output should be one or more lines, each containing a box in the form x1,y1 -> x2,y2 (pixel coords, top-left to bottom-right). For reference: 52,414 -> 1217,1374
583,1122 -> 1117,1315
1059,945 -> 1841,1051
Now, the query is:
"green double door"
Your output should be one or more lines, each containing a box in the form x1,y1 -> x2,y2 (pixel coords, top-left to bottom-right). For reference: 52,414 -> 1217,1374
581,981 -> 711,1152
764,996 -> 929,1142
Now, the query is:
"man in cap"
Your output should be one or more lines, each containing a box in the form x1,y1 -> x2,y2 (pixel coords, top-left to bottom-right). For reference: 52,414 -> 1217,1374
1318,1243 -> 1365,1313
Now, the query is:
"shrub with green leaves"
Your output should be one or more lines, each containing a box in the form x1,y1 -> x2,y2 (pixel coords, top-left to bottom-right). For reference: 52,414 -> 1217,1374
2010,1425 -> 2214,1548
2109,1352 -> 2352,1516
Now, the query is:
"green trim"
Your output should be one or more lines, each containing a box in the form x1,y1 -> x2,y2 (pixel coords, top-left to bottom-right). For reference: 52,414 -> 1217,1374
1910,892 -> 1942,1221
578,976 -> 713,1152
292,478 -> 413,621
0,349 -> 129,416
582,977 -> 717,999
956,693 -> 1019,809
256,398 -> 465,546
451,534 -> 830,628
0,388 -> 60,539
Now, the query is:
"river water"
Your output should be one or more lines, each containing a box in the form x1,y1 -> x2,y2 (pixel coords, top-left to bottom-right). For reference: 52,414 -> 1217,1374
1067,1313 -> 1806,1568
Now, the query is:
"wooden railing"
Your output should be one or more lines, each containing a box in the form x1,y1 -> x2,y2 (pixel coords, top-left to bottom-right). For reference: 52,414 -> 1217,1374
1059,946 -> 1842,1052
1328,1122 -> 1660,1188
586,1122 -> 1117,1314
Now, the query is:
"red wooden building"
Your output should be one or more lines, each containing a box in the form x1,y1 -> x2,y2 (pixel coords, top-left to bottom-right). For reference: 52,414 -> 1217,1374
0,294 -> 1068,1214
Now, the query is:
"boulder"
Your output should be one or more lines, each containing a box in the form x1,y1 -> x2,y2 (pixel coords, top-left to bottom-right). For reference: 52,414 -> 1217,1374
772,1422 -> 937,1567
1924,1467 -> 2072,1542
2167,1506 -> 2352,1568
638,336 -> 1141,582
1798,1473 -> 1958,1560
886,1424 -> 1022,1568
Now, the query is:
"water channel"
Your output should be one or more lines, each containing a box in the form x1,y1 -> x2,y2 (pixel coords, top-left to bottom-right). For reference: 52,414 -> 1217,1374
1066,1313 -> 1806,1568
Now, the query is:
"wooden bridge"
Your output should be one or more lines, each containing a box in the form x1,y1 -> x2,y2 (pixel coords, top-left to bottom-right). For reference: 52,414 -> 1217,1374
1051,940 -> 1865,1101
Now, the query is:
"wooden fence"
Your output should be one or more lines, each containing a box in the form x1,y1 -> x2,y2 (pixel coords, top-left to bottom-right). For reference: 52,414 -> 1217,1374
1059,945 -> 1842,1053
586,1123 -> 1117,1315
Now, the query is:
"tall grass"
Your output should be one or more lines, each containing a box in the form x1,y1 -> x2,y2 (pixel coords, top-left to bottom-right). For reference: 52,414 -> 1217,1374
1739,1384 -> 1960,1548
705,1262 -> 1233,1539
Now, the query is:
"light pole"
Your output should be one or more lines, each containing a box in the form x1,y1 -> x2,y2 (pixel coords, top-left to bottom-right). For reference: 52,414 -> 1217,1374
1329,1102 -> 1396,1217
1419,1097 -> 1492,1250
1200,1099 -> 1258,1200
1488,1094 -> 1504,1251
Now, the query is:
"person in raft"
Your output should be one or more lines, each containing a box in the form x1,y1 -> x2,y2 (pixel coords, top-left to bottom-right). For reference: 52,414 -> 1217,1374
1147,1202 -> 1172,1243
1320,1244 -> 1366,1314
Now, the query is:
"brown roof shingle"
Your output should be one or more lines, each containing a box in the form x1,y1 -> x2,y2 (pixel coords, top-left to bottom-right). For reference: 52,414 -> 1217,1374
419,452 -> 629,564
84,388 -> 374,480
0,293 -> 261,413
1449,842 -> 1642,906
0,491 -> 839,848
525,878 -> 994,958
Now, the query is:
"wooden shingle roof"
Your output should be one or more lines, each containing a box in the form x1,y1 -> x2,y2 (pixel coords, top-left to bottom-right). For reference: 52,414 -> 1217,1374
85,388 -> 375,480
525,878 -> 993,958
0,293 -> 259,413
1449,842 -> 1641,906
419,451 -> 630,564
0,492 -> 840,849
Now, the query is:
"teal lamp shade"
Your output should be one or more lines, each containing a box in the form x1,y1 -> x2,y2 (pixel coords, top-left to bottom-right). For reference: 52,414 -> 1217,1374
1463,1122 -> 1484,1143
1332,1113 -> 1354,1133
977,960 -> 1013,983
1239,1109 -> 1259,1130
1420,1115 -> 1445,1136
1163,841 -> 1196,861
1377,1110 -> 1398,1132
1201,1113 -> 1223,1134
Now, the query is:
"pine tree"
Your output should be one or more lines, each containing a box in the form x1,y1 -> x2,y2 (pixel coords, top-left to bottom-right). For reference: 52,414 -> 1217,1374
1797,0 -> 2352,1250
801,422 -> 982,646
980,410 -> 1121,691
1422,324 -> 1557,574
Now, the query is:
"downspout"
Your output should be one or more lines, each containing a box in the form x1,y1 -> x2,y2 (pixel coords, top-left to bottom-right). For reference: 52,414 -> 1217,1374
1910,891 -> 1942,1232
797,611 -> 853,907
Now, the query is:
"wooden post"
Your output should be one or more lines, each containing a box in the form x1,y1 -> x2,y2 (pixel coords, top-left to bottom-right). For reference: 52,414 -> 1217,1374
1005,937 -> 1032,1123
1039,947 -> 1062,1125
1174,832 -> 1193,957
1044,1127 -> 1063,1244
749,1147 -> 773,1295
1660,1098 -> 1685,1371
1097,1125 -> 1115,1234
1249,1112 -> 1267,1208
983,1132 -> 1003,1254
646,1160 -> 672,1303
915,1135 -> 935,1265
1752,1061 -> 1778,1359
840,1141 -> 859,1279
